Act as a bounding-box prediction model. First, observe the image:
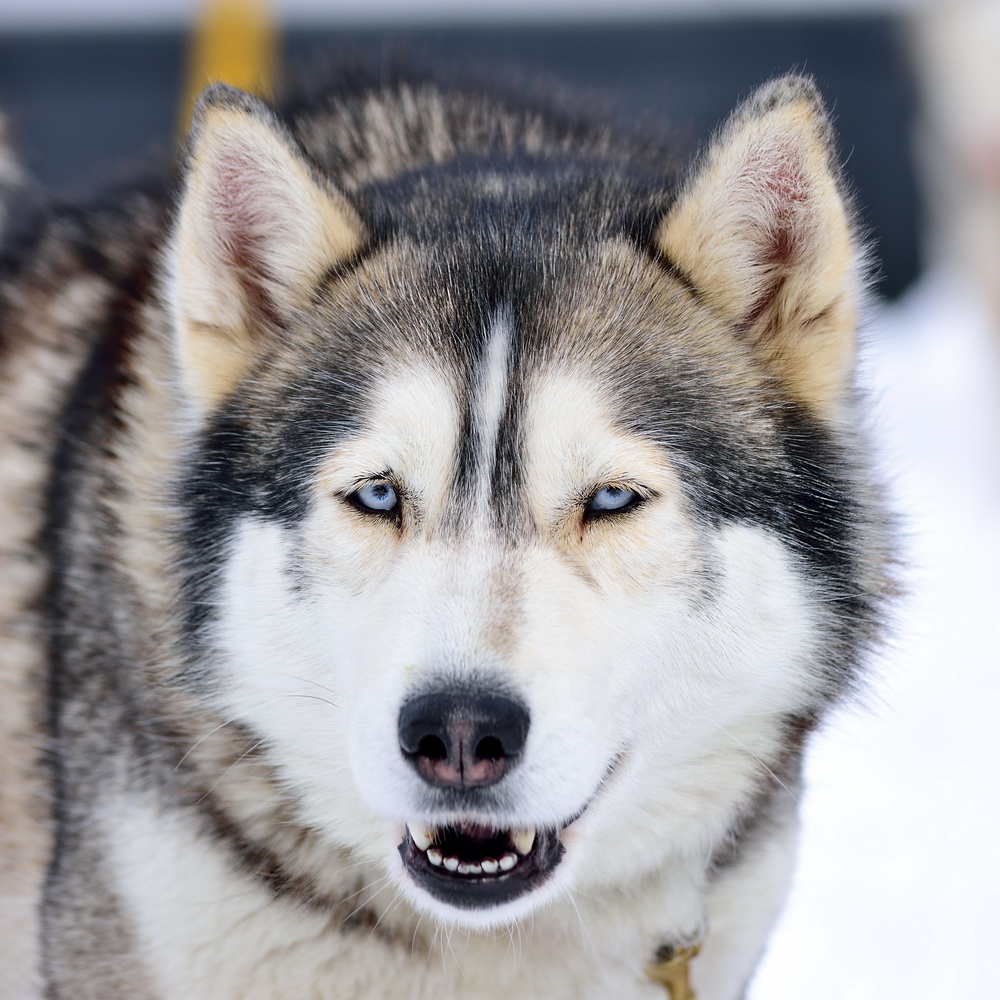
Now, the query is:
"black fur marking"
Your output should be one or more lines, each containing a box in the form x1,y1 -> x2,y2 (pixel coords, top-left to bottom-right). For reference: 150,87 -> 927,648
648,245 -> 702,301
312,242 -> 378,302
491,364 -> 527,538
617,198 -> 703,301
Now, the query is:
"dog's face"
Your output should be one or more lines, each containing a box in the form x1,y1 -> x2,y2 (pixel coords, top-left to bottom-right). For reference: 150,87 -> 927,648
169,79 -> 861,928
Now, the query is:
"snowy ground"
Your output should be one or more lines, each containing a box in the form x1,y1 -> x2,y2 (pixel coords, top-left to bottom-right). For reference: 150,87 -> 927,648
751,269 -> 1000,998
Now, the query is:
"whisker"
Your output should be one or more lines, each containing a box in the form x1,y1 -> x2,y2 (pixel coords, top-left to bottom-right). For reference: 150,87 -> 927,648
281,692 -> 340,710
175,714 -> 245,770
366,888 -> 406,944
280,673 -> 342,703
196,737 -> 269,803
715,724 -> 800,806
344,874 -> 395,924
565,888 -> 601,968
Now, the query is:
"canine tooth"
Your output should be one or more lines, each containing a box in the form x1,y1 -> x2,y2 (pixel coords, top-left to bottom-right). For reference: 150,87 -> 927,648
407,823 -> 435,852
443,856 -> 460,872
498,853 -> 517,871
510,827 -> 536,855
427,848 -> 443,866
481,858 -> 499,874
457,862 -> 481,875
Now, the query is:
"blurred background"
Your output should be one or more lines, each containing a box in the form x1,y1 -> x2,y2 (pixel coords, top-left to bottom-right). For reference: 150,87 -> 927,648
0,0 -> 921,300
2,0 -> 996,996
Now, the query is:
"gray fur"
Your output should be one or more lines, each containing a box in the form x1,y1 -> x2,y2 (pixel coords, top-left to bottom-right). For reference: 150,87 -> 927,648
0,62 -> 892,999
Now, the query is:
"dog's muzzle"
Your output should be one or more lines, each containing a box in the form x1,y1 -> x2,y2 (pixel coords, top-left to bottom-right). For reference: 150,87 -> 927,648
396,686 -> 565,906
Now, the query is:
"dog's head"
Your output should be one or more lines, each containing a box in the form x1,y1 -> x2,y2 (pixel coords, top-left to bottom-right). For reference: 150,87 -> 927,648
165,76 -> 873,928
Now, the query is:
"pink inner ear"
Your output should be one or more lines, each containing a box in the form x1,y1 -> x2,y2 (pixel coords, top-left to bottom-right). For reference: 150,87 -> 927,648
750,144 -> 811,270
763,146 -> 809,205
212,154 -> 268,268
208,152 -> 283,328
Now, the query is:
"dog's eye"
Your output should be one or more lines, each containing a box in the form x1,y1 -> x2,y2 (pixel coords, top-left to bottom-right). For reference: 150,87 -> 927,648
585,485 -> 640,518
351,481 -> 400,515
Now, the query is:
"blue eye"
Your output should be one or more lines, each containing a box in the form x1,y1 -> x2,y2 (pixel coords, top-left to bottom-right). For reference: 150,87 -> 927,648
586,485 -> 639,517
352,481 -> 399,514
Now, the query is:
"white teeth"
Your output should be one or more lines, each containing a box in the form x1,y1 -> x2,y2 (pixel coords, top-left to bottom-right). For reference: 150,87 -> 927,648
407,823 -> 534,876
510,827 -> 536,855
426,852 -> 509,876
407,823 -> 435,852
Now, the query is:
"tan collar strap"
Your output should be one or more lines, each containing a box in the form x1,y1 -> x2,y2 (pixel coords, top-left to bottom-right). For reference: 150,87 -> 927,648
645,943 -> 701,1000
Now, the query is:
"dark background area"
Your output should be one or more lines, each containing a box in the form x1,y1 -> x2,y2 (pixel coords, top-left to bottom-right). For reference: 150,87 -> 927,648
0,16 -> 920,298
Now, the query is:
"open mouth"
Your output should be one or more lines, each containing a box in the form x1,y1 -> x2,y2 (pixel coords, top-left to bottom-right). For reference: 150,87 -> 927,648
398,820 -> 565,909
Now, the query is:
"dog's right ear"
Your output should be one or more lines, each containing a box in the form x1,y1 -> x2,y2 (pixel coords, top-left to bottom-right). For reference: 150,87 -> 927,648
167,84 -> 364,410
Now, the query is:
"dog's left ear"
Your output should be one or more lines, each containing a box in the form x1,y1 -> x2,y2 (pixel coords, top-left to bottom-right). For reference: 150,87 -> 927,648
657,76 -> 860,417
167,84 -> 364,410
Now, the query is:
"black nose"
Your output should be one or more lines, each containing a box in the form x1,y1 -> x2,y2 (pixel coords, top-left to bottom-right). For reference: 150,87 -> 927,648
398,689 -> 530,790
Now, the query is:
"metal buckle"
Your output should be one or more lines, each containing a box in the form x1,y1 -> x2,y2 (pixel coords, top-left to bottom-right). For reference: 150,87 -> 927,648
645,943 -> 702,1000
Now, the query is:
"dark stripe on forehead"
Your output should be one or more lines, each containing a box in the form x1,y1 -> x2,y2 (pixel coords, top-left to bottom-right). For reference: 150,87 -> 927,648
491,367 -> 527,538
447,304 -> 528,540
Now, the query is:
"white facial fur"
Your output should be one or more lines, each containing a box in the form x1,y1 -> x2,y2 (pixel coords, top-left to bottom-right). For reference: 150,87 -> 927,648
210,338 -> 825,931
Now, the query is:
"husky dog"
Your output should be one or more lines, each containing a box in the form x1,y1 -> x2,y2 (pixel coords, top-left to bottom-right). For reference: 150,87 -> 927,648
0,63 -> 890,1000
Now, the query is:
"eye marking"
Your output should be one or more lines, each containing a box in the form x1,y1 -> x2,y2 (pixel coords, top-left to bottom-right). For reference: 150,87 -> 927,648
584,484 -> 644,520
348,479 -> 400,517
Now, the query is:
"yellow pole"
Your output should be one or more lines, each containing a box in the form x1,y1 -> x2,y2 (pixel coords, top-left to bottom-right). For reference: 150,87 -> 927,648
180,0 -> 277,131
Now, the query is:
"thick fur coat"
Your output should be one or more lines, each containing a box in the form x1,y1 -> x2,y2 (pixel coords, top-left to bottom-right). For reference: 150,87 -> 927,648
0,63 -> 890,999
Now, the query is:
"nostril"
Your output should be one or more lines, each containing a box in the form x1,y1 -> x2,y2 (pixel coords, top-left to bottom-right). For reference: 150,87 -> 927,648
416,734 -> 447,761
398,687 -> 530,789
475,735 -> 504,761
